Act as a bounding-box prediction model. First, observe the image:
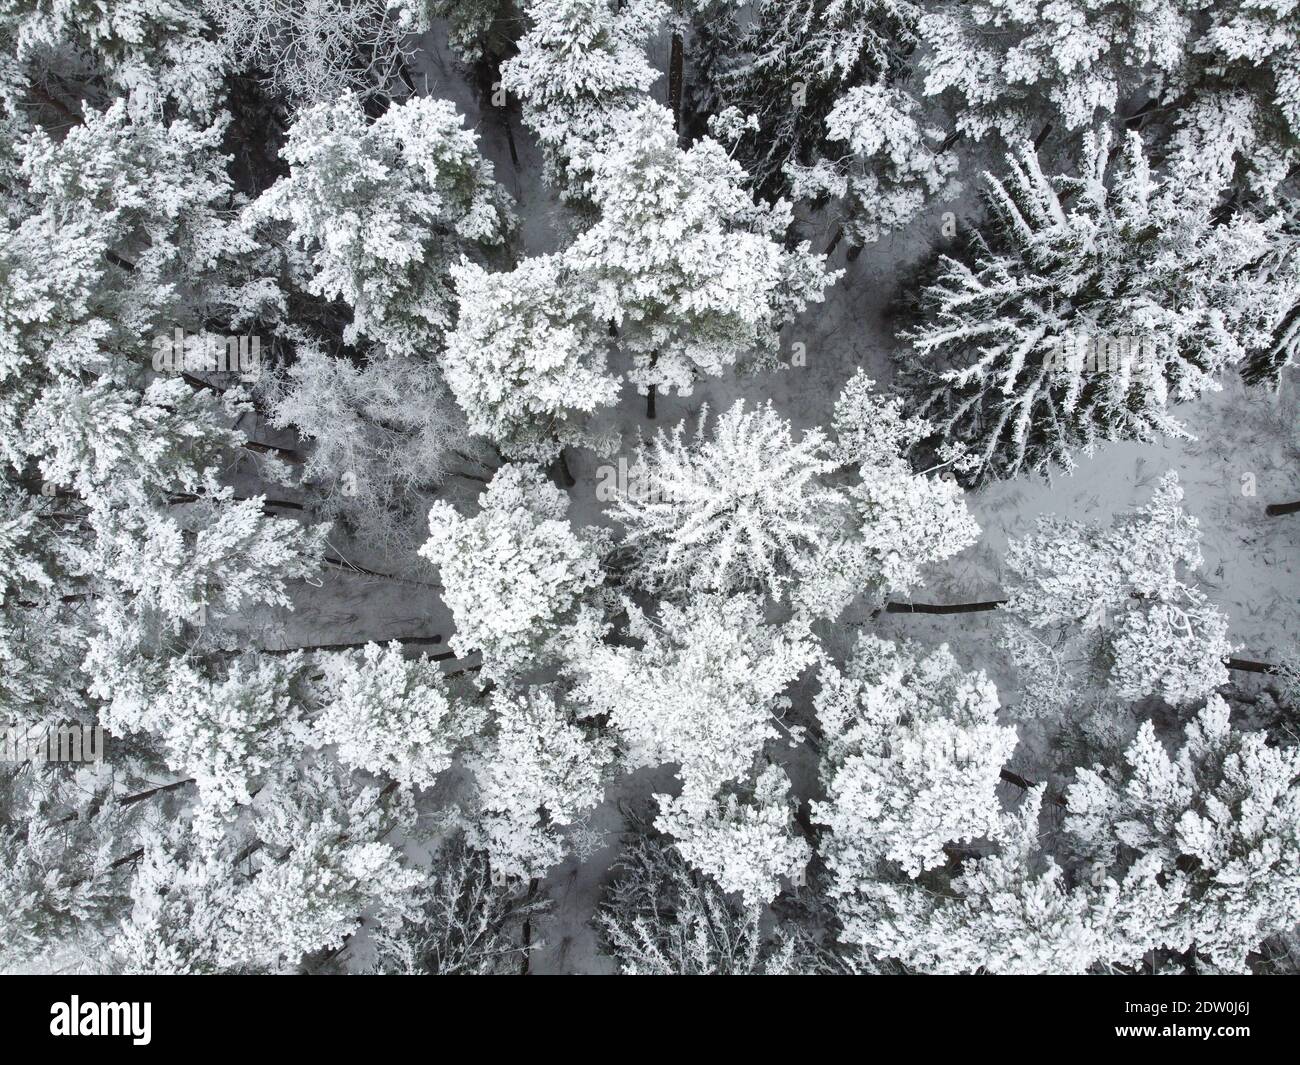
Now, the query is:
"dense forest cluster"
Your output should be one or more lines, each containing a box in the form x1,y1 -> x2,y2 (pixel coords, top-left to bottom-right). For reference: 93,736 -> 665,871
0,1 -> 1298,976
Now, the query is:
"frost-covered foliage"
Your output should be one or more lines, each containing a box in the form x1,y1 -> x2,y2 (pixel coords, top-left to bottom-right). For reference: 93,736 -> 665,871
249,92 -> 513,357
260,340 -> 480,553
310,642 -> 485,790
917,0 -> 1191,142
569,102 -> 838,397
901,131 -> 1296,480
786,82 -> 960,247
596,833 -> 822,975
813,635 -> 1015,880
607,400 -> 843,602
207,0 -> 425,106
368,834 -> 550,974
575,595 -> 816,818
694,0 -> 923,206
462,686 -> 614,879
1003,471 -> 1233,707
114,763 -> 422,974
444,254 -> 618,461
848,786 -> 1148,974
654,765 -> 809,909
608,387 -> 978,618
1,0 -> 227,119
1066,696 -> 1300,974
501,0 -> 664,200
420,463 -> 608,680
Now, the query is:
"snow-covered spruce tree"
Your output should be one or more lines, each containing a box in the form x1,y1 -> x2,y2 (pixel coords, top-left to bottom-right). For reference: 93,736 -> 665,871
310,641 -> 486,791
420,463 -> 609,680
206,0 -> 426,106
692,0 -> 926,207
568,101 -> 838,402
1002,471 -> 1233,707
462,685 -> 614,879
916,0 -> 1191,143
785,81 -> 961,249
247,92 -> 513,358
607,399 -> 844,603
1065,695 -> 1300,973
0,0 -> 226,120
812,634 -> 1016,881
900,131 -> 1294,480
368,833 -> 551,974
501,0 -> 665,201
596,832 -> 826,975
114,762 -> 422,974
443,253 -> 619,463
574,594 -> 817,834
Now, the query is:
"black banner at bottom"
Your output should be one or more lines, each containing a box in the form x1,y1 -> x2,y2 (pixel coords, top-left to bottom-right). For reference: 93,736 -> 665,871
0,974 -> 1278,1051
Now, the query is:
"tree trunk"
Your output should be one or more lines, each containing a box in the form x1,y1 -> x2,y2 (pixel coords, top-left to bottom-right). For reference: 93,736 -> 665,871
1265,500 -> 1300,516
885,599 -> 1007,614
1226,657 -> 1284,675
520,877 -> 540,975
669,26 -> 684,139
555,447 -> 576,488
824,224 -> 843,257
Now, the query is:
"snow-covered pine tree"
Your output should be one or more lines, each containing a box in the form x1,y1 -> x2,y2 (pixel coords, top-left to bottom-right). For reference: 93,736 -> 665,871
653,763 -> 810,907
461,685 -> 615,879
114,761 -> 423,974
1065,695 -> 1300,973
443,253 -> 619,463
573,594 -> 817,835
368,833 -> 551,974
248,92 -> 513,358
420,463 -> 609,681
0,0 -> 226,120
596,831 -> 826,974
812,634 -> 1016,881
1002,471 -> 1233,707
692,0 -> 925,207
606,399 -> 844,602
501,0 -> 665,201
900,131 -> 1293,480
607,384 -> 978,618
785,81 -> 961,249
568,101 -> 838,403
916,0 -> 1191,143
310,641 -> 486,791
